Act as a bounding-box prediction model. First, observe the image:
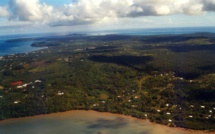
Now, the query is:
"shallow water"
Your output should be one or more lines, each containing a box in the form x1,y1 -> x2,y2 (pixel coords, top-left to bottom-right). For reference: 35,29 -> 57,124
0,110 -> 213,134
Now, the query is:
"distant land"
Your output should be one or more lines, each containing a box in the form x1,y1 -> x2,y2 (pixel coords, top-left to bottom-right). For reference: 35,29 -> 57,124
1,26 -> 215,40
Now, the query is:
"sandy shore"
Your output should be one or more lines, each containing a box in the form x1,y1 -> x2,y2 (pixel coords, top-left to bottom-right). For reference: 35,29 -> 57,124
0,110 -> 214,134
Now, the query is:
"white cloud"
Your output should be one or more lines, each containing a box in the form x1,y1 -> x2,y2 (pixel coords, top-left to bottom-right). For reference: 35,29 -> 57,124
10,0 -> 54,22
128,0 -> 206,16
5,0 -> 215,27
0,6 -> 9,17
49,0 -> 133,26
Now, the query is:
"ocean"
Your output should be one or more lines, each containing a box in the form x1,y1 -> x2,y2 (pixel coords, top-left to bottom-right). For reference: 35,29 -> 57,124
0,27 -> 215,56
88,27 -> 215,35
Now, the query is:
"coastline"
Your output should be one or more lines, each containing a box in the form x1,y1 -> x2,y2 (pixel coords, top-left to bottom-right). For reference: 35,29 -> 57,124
0,110 -> 214,134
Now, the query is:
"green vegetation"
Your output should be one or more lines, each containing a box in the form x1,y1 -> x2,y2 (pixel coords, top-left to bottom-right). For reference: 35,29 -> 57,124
0,33 -> 215,130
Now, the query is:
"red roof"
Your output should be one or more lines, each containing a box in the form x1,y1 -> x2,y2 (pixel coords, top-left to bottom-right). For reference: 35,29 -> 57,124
11,81 -> 23,86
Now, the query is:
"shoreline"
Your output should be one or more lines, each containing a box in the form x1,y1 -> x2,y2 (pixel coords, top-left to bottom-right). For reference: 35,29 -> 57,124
0,110 -> 214,134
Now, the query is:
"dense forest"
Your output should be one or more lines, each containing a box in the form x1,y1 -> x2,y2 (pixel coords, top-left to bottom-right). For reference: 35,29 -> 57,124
0,33 -> 215,130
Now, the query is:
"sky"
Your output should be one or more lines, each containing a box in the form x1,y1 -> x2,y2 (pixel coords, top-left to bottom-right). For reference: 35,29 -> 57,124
0,0 -> 215,35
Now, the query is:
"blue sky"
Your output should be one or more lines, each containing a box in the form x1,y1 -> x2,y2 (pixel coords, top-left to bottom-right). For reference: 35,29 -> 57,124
0,0 -> 215,35
0,0 -> 73,6
40,0 -> 73,6
0,0 -> 8,6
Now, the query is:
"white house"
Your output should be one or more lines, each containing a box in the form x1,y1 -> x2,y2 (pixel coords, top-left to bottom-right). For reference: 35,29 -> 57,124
166,112 -> 171,115
35,80 -> 42,83
14,101 -> 20,104
200,106 -> 205,109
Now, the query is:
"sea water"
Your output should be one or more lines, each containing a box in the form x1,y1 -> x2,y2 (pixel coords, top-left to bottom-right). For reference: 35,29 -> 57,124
0,39 -> 45,56
89,27 -> 215,36
0,33 -> 53,56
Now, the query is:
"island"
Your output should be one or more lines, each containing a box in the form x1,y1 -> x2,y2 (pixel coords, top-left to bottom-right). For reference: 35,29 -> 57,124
0,33 -> 215,131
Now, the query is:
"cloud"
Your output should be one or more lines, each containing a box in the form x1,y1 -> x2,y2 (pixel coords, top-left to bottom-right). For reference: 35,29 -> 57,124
49,0 -> 133,26
9,0 -> 54,22
5,0 -> 215,27
128,0 -> 205,16
202,0 -> 215,11
0,6 -> 9,17
49,0 -> 198,26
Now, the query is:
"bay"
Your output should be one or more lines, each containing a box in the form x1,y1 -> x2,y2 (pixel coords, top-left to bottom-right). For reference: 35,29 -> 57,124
0,39 -> 46,56
0,110 -> 213,134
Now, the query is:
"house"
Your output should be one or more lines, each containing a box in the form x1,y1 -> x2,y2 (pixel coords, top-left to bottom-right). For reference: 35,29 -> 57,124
168,119 -> 172,122
166,112 -> 171,115
134,96 -> 139,99
11,81 -> 23,86
93,104 -> 97,107
179,78 -> 184,80
189,115 -> 193,118
14,101 -> 20,104
132,105 -> 137,108
17,86 -> 23,89
190,105 -> 194,108
200,106 -> 205,109
22,84 -> 28,87
35,80 -> 42,83
57,91 -> 64,96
